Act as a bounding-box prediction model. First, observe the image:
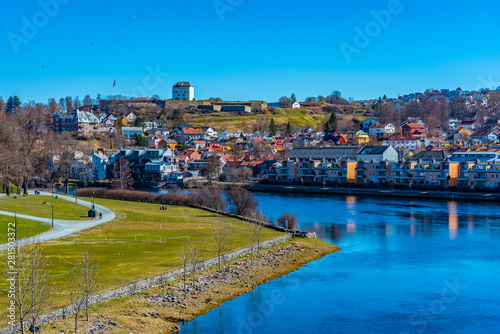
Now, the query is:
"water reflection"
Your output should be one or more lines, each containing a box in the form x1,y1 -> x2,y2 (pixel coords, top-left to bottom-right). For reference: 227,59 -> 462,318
448,202 -> 458,240
180,192 -> 500,334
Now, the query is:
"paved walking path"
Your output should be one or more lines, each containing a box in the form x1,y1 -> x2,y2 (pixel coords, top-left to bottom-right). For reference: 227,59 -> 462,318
0,191 -> 116,250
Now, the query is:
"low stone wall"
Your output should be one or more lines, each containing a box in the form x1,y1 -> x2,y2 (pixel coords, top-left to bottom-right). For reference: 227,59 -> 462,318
1,235 -> 291,334
190,205 -> 316,238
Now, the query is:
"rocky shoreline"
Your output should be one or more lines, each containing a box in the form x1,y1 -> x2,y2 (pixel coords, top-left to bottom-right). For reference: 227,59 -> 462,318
44,238 -> 339,333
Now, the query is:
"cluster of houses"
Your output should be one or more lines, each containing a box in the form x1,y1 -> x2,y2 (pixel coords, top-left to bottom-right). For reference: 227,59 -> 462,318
50,103 -> 500,190
263,145 -> 500,189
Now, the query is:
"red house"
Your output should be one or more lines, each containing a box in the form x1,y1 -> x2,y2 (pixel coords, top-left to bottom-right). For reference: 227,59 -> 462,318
402,123 -> 427,139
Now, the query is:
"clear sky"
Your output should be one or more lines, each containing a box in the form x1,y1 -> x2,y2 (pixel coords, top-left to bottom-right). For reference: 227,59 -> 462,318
2,0 -> 500,103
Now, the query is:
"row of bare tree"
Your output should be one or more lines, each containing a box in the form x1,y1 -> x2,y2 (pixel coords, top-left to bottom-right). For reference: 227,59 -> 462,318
1,241 -> 100,334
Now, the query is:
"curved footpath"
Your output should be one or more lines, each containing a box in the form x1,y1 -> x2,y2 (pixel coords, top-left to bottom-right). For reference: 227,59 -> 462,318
0,191 -> 116,250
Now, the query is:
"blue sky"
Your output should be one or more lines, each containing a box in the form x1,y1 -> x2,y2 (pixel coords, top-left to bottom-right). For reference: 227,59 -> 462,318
1,0 -> 500,103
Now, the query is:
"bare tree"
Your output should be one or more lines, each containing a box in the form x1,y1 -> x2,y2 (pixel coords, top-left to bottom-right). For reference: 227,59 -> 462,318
188,242 -> 202,285
226,187 -> 259,217
80,251 -> 100,321
209,220 -> 234,270
204,155 -> 221,181
55,132 -> 80,194
249,221 -> 264,255
83,95 -> 93,106
189,186 -> 227,211
246,223 -> 257,266
236,167 -> 253,183
65,96 -> 73,113
276,213 -> 298,230
1,240 -> 53,334
247,210 -> 268,255
68,270 -> 87,334
253,116 -> 270,132
177,245 -> 190,299
279,96 -> 292,108
68,251 -> 100,333
112,157 -> 133,190
0,96 -> 5,112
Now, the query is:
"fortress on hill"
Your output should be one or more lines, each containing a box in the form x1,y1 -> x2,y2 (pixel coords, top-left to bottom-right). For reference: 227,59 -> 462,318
99,82 -> 267,113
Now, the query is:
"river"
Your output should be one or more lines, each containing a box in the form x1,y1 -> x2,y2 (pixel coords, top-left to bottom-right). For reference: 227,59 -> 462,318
179,192 -> 500,334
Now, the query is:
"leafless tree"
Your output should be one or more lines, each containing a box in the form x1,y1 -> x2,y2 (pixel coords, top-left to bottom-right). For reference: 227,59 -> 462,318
247,225 -> 256,266
209,220 -> 234,270
204,155 -> 221,181
112,157 -> 133,190
55,132 -> 80,194
249,221 -> 264,255
68,251 -> 101,333
277,213 -> 298,230
80,251 -> 100,321
83,95 -> 93,106
0,96 -> 6,112
249,210 -> 268,255
68,271 -> 86,334
1,239 -> 53,334
226,187 -> 259,217
253,116 -> 270,132
236,167 -> 253,183
177,245 -> 190,299
65,97 -> 73,113
73,96 -> 81,110
189,186 -> 227,211
188,242 -> 202,285
48,98 -> 59,114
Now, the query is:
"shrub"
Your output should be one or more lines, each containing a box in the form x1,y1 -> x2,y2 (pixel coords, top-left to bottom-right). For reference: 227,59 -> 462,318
226,187 -> 258,217
276,213 -> 298,230
189,186 -> 227,211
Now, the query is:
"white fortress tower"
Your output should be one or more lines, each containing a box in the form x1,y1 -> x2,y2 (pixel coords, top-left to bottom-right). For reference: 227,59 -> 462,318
172,82 -> 194,100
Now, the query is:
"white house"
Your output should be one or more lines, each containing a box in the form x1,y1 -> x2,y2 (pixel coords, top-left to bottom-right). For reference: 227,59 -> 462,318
172,82 -> 194,101
383,135 -> 421,151
202,127 -> 218,138
292,102 -> 301,109
357,145 -> 398,163
369,123 -> 395,138
219,130 -> 240,140
91,152 -> 109,180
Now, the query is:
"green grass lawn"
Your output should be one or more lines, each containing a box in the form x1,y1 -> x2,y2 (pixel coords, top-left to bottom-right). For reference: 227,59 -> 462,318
0,198 -> 284,323
0,195 -> 89,221
0,216 -> 52,244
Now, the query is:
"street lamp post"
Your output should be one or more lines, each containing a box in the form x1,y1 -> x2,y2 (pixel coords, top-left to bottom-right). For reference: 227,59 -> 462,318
51,202 -> 54,227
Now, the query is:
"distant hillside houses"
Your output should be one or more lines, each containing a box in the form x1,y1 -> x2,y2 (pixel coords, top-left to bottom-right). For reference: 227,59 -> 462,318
53,110 -> 99,137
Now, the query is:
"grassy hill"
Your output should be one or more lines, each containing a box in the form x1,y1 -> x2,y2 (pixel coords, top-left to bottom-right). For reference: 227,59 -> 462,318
189,108 -> 326,131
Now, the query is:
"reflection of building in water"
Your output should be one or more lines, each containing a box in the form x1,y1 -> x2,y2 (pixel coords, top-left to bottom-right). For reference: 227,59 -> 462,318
346,196 -> 356,211
468,214 -> 474,233
346,196 -> 357,233
347,219 -> 357,234
411,224 -> 416,236
386,224 -> 394,237
448,202 -> 458,240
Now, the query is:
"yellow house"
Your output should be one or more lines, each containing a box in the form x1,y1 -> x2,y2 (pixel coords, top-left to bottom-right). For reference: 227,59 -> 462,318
355,131 -> 370,145
122,111 -> 137,127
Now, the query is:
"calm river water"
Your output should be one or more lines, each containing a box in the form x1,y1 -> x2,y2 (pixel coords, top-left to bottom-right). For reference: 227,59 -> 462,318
180,192 -> 500,334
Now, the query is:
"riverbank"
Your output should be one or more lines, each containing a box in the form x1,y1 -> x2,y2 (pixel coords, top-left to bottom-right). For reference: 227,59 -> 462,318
247,183 -> 500,203
41,238 -> 338,334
